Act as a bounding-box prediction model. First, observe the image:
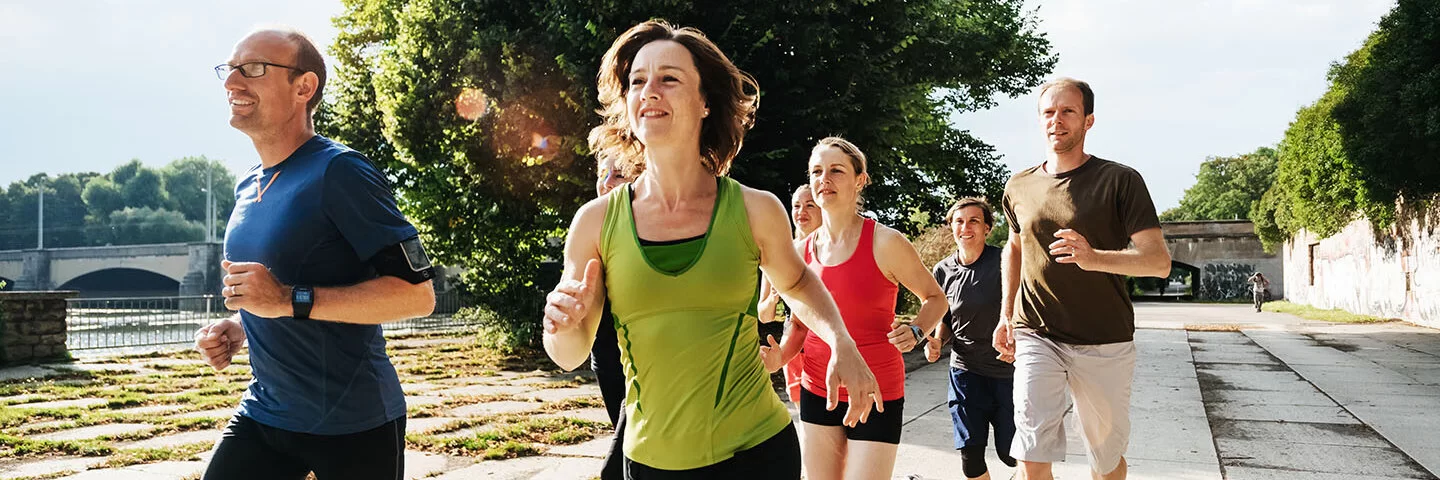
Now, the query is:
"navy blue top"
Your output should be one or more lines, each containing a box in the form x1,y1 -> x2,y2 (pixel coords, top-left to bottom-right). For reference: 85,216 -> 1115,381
223,135 -> 415,435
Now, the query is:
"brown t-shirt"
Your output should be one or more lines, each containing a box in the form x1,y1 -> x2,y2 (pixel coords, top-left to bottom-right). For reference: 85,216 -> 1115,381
1001,156 -> 1161,345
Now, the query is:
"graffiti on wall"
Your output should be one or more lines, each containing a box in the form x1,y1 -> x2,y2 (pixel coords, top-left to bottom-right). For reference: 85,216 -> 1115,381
1285,216 -> 1440,328
1199,263 -> 1256,301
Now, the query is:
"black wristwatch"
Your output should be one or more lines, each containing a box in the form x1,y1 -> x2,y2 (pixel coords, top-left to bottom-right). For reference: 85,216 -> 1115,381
291,285 -> 314,320
910,324 -> 924,343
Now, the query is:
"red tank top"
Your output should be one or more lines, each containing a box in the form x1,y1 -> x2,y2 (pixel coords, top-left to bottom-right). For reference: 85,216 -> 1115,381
800,218 -> 905,401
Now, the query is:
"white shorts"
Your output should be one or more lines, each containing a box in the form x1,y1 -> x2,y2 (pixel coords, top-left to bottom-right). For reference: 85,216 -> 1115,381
1010,329 -> 1136,474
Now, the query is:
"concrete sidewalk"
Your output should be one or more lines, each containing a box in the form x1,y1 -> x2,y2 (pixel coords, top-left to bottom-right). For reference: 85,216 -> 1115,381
892,303 -> 1440,480
894,329 -> 1223,480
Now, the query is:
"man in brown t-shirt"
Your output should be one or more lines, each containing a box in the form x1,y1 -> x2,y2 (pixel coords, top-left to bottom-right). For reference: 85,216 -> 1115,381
992,78 -> 1171,480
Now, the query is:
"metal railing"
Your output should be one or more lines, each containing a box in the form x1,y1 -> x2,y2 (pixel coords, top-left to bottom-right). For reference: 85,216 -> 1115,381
65,290 -> 471,351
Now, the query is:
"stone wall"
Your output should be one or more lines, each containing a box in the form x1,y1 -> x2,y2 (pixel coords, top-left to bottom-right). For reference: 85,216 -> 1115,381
0,291 -> 75,364
1283,218 -> 1440,329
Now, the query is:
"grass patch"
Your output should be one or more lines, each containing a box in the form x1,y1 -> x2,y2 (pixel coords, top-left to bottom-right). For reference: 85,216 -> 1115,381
408,416 -> 606,460
0,434 -> 112,458
6,471 -> 81,480
0,329 -> 561,469
1262,301 -> 1397,324
541,396 -> 605,412
1184,324 -> 1244,332
100,441 -> 213,468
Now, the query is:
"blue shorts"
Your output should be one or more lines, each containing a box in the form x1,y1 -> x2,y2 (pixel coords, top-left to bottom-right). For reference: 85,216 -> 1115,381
948,368 -> 1016,452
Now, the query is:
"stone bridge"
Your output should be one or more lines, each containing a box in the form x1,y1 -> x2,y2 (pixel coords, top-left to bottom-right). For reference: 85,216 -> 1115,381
1162,220 -> 1282,301
0,243 -> 221,298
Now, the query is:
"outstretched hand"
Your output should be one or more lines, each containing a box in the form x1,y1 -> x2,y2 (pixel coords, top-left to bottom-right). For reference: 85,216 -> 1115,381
543,259 -> 602,334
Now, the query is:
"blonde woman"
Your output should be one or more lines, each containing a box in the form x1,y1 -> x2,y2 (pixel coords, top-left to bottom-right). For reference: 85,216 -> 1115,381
766,137 -> 947,479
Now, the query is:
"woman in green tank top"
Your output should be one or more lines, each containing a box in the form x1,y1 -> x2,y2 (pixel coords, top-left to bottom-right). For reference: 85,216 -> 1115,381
541,20 -> 882,480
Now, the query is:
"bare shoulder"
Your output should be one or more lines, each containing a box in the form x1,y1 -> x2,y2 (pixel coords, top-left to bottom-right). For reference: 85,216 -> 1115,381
738,183 -> 788,226
739,183 -> 785,212
567,194 -> 611,244
871,222 -> 914,250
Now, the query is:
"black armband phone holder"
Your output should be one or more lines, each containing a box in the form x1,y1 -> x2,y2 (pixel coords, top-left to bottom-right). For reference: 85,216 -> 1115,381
370,236 -> 437,285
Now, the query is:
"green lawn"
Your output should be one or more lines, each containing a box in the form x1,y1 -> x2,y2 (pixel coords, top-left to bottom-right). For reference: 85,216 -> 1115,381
1262,301 -> 1398,324
0,330 -> 605,478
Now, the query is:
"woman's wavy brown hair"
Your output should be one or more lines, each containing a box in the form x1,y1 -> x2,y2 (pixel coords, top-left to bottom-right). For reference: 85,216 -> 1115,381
588,20 -> 759,177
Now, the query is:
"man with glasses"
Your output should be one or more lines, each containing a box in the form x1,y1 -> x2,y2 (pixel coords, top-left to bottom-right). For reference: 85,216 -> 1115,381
194,27 -> 437,480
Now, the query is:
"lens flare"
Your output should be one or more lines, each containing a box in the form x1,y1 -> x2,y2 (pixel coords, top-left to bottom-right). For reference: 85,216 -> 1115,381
455,88 -> 489,121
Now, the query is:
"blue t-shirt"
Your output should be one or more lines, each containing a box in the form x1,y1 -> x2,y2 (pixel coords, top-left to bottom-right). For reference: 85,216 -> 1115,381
223,135 -> 416,435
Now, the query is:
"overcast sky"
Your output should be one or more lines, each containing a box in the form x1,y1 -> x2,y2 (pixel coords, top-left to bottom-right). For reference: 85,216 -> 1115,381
0,0 -> 1396,211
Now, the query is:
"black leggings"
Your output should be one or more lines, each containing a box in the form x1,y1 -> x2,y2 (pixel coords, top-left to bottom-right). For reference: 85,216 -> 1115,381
591,307 -> 627,480
203,414 -> 405,480
624,423 -> 801,480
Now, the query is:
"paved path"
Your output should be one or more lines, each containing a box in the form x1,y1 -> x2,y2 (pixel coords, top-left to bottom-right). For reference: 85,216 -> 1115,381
5,304 -> 1437,479
894,303 -> 1440,480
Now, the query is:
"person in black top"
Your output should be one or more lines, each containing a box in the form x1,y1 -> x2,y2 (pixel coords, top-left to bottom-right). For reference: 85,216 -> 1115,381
590,156 -> 629,480
926,197 -> 1017,480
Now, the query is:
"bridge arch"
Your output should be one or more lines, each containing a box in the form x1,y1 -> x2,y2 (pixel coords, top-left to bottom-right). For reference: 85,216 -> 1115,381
56,268 -> 181,297
1162,220 -> 1282,301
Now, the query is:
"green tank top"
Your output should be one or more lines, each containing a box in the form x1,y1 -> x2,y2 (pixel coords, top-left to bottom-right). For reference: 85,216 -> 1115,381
600,177 -> 791,470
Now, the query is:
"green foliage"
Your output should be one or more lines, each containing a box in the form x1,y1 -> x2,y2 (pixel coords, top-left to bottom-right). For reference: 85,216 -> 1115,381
82,178 -> 125,220
43,175 -> 90,248
1262,301 -> 1394,324
0,156 -> 235,250
1160,147 -> 1277,222
1330,0 -> 1440,212
88,208 -> 204,246
986,214 -> 1010,247
1252,31 -> 1384,252
120,169 -> 168,211
1255,1 -> 1440,250
324,0 -> 1054,330
161,156 -> 236,238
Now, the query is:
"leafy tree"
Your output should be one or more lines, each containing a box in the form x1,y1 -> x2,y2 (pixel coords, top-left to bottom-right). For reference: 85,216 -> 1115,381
110,160 -> 145,187
1331,0 -> 1440,217
325,0 -> 1054,336
88,207 -> 204,246
82,178 -> 126,220
121,168 -> 168,211
162,156 -> 237,238
43,174 -> 90,248
2,179 -> 44,250
1161,147 -> 1277,222
1253,35 -> 1392,252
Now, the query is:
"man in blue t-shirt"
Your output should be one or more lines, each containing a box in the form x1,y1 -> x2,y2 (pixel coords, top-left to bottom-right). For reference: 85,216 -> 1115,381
194,27 -> 436,480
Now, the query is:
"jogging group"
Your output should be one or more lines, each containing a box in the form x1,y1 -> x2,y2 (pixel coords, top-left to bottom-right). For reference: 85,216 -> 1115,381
198,18 -> 1171,480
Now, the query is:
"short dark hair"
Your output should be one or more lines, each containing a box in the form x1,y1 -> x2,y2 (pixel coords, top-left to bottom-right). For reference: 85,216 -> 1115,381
946,196 -> 994,228
1037,77 -> 1093,116
272,28 -> 326,115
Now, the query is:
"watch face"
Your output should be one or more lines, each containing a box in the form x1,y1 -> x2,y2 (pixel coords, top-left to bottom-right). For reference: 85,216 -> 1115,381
296,290 -> 312,303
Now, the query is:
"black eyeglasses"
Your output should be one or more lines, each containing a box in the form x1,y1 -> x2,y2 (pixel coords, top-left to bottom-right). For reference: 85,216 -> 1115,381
214,62 -> 306,80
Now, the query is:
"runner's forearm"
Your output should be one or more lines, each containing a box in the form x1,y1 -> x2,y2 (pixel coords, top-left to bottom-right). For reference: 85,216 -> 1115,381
1000,238 -> 1022,323
310,276 -> 435,324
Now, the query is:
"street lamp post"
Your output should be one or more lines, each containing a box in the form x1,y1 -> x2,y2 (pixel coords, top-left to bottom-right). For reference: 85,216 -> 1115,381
36,181 -> 44,250
205,167 -> 214,243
